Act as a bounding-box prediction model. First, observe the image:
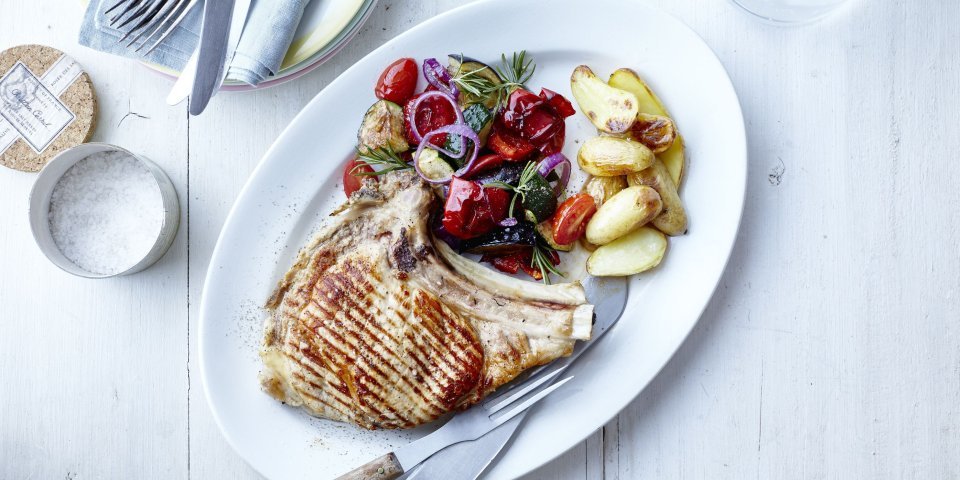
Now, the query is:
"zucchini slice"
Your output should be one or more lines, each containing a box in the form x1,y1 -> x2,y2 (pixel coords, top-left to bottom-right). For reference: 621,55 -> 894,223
444,103 -> 493,165
357,100 -> 409,154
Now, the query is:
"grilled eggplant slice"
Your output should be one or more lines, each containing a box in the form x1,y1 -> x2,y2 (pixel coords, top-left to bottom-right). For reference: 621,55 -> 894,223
460,222 -> 538,255
448,54 -> 503,109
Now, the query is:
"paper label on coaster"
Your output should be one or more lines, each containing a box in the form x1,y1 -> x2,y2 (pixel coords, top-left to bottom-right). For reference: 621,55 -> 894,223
0,60 -> 77,154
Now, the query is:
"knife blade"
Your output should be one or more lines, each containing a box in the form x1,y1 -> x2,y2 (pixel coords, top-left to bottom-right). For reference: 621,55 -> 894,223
166,48 -> 199,106
398,415 -> 522,480
398,275 -> 628,479
188,0 -> 236,115
166,0 -> 249,107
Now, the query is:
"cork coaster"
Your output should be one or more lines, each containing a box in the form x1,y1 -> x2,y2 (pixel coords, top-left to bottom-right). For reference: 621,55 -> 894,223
0,45 -> 98,172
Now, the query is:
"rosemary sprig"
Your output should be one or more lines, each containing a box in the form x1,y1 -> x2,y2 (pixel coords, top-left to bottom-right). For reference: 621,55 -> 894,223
485,161 -> 539,218
451,51 -> 536,109
496,50 -> 536,88
531,242 -> 563,285
353,146 -> 412,176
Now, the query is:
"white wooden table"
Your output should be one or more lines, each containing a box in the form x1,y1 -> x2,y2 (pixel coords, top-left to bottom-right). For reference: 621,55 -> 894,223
3,1 -> 959,478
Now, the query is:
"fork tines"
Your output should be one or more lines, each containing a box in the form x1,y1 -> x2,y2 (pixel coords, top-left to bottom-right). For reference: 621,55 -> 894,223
104,0 -> 198,55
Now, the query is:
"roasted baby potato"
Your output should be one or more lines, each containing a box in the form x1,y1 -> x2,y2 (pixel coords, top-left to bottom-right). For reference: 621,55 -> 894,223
630,113 -> 677,154
587,226 -> 667,276
627,159 -> 687,236
659,134 -> 684,187
609,68 -> 685,186
570,65 -> 639,134
578,136 -> 654,176
580,236 -> 599,252
607,68 -> 669,117
585,186 -> 662,245
583,175 -> 627,206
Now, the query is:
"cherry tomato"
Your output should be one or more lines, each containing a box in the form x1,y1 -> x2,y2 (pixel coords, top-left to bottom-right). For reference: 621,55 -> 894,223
404,92 -> 459,147
551,193 -> 598,245
442,177 -> 510,239
487,127 -> 536,161
462,153 -> 505,179
343,158 -> 375,197
374,58 -> 418,104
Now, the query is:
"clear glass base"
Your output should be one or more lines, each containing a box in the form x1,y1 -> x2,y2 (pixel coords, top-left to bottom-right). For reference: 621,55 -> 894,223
729,0 -> 849,25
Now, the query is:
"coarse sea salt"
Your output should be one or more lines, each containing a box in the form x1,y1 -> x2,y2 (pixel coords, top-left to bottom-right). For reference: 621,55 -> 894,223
48,151 -> 163,275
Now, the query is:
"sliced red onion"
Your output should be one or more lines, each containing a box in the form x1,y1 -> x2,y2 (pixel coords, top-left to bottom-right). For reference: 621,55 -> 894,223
499,217 -> 519,227
423,58 -> 460,98
537,153 -> 572,196
414,124 -> 481,184
407,90 -> 463,144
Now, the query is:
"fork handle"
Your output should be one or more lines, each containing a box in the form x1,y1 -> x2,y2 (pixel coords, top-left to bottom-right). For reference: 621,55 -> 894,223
335,453 -> 404,480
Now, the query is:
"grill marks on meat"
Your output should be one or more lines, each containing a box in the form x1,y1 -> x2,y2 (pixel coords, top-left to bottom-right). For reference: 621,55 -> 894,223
260,171 -> 593,429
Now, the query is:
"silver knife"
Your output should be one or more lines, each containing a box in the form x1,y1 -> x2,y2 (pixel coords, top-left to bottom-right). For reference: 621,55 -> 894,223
187,0 -> 234,114
400,275 -> 629,479
166,0 -> 249,108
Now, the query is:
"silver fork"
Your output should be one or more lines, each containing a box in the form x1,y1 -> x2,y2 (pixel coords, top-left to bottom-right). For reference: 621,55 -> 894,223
335,373 -> 576,480
103,0 -> 199,55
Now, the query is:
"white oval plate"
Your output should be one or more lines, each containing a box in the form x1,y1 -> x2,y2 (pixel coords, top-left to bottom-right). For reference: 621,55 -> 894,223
199,0 -> 746,478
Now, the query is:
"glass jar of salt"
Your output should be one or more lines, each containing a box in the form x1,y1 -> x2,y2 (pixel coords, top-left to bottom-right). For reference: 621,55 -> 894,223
29,144 -> 180,278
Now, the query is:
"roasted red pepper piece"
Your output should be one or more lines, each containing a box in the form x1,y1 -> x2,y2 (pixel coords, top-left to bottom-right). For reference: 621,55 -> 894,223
442,177 -> 510,239
403,92 -> 458,147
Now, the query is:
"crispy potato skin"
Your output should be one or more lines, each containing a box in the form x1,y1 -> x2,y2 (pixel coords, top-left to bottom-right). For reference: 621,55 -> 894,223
627,159 -> 687,236
630,113 -> 677,154
578,136 -> 654,176
587,226 -> 667,276
585,186 -> 662,245
571,66 -> 639,134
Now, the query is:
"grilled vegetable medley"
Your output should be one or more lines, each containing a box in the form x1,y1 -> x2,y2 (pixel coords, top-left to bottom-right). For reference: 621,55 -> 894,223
345,53 -> 688,282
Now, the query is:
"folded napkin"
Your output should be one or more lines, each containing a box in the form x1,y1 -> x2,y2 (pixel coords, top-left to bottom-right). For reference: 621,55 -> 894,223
78,0 -> 310,86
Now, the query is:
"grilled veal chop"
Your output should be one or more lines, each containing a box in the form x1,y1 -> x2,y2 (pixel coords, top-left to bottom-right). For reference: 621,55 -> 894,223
260,171 -> 593,429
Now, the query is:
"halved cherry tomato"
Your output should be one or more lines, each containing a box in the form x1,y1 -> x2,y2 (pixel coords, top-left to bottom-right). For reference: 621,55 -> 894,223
374,58 -> 418,104
404,92 -> 459,147
442,177 -> 510,239
462,153 -> 505,179
343,158 -> 375,197
487,127 -> 536,161
551,193 -> 598,245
